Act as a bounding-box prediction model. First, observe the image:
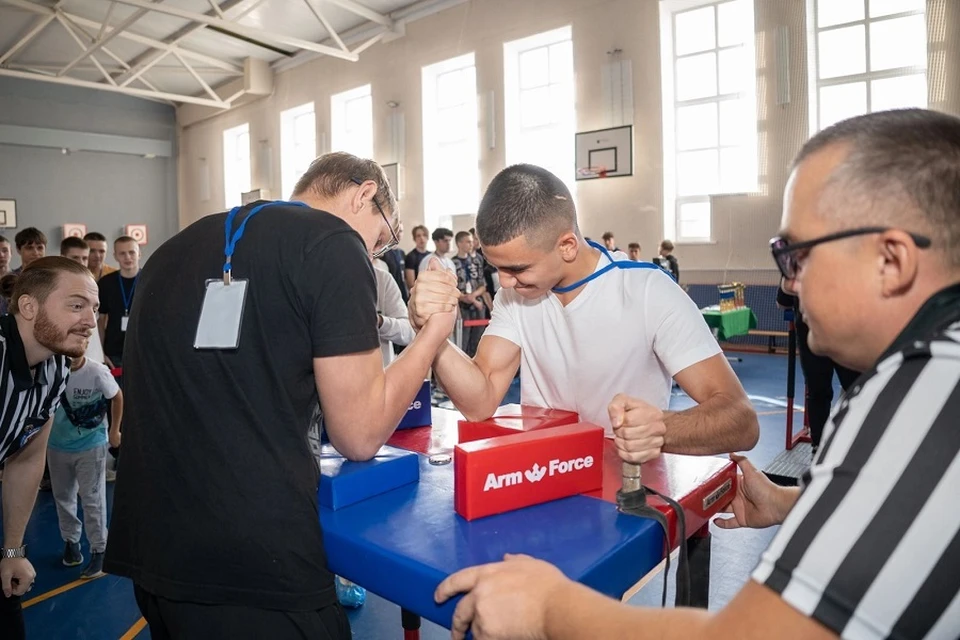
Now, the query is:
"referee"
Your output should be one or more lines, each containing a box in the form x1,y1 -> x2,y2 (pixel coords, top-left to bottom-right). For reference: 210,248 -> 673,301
0,257 -> 98,639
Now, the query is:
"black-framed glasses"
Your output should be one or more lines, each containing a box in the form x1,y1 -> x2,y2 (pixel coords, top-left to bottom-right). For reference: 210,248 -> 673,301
351,177 -> 400,259
770,226 -> 931,279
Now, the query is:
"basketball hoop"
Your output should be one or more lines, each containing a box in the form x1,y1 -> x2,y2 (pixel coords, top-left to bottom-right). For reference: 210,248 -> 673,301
576,166 -> 609,179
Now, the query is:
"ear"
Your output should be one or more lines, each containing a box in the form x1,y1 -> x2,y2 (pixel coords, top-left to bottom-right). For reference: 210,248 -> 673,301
878,230 -> 919,298
17,294 -> 38,321
556,232 -> 580,263
351,179 -> 378,215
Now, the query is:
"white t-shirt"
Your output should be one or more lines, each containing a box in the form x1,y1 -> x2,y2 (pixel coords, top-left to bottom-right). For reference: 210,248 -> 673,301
485,251 -> 720,436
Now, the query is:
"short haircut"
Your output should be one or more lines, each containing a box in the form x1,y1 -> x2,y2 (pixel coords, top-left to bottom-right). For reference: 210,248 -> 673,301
0,236 -> 8,245
411,224 -> 428,239
476,164 -> 578,249
627,242 -> 641,250
660,239 -> 675,252
60,237 -> 89,255
292,151 -> 397,218
455,231 -> 472,243
15,227 -> 46,250
10,256 -> 93,316
115,235 -> 138,247
602,232 -> 615,241
432,227 -> 453,242
795,108 -> 960,267
83,232 -> 107,243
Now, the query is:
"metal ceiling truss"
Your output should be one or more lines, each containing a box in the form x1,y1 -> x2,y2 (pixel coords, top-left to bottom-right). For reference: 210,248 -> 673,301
0,0 -> 401,108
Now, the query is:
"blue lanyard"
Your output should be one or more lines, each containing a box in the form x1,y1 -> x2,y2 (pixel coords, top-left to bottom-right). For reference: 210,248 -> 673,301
551,240 -> 675,294
223,200 -> 309,276
119,273 -> 139,314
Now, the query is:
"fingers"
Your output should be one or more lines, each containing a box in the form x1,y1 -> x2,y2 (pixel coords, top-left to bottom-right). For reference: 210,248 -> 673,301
1,567 -> 10,598
607,394 -> 628,429
435,566 -> 482,604
712,516 -> 743,530
427,256 -> 442,271
449,592 -> 477,640
608,394 -> 663,431
729,453 -> 758,475
614,435 -> 664,464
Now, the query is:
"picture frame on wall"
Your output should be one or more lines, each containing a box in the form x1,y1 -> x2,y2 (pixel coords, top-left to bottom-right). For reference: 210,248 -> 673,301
0,199 -> 16,228
63,223 -> 87,238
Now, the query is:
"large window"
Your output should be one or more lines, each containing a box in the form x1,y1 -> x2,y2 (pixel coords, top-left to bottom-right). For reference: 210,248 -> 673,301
280,102 -> 316,199
331,84 -> 373,159
504,26 -> 576,195
660,0 -> 757,243
422,53 -> 479,232
807,0 -> 927,132
223,122 -> 250,208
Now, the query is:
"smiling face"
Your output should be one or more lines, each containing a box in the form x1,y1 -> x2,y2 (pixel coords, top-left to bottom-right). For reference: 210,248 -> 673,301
30,271 -> 99,358
481,232 -> 577,300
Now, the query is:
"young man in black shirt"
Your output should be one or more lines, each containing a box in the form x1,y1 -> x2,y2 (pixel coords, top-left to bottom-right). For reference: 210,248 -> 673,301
104,152 -> 458,639
404,224 -> 431,291
97,236 -> 141,369
0,258 -> 96,639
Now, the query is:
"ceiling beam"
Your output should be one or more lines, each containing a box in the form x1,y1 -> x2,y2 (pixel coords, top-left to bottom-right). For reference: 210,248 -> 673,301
303,0 -> 348,53
58,1 -> 161,76
323,0 -> 393,27
0,12 -> 56,66
0,67 -> 230,108
55,13 -> 117,85
104,0 -> 360,61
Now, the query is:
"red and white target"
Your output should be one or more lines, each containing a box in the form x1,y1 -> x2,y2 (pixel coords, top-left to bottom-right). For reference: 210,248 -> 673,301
125,224 -> 148,245
63,223 -> 87,238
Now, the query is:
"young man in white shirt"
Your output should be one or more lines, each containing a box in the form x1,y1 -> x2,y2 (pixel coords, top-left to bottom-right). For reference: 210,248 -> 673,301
410,164 -> 758,462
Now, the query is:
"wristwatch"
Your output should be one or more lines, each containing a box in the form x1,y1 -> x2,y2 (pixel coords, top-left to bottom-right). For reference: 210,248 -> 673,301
1,546 -> 27,559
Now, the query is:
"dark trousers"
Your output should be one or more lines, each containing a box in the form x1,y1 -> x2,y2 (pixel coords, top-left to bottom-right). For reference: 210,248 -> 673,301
134,585 -> 351,640
0,594 -> 24,640
796,320 -> 860,448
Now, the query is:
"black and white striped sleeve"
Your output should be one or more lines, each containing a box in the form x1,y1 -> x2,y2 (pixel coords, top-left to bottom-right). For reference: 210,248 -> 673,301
752,336 -> 960,639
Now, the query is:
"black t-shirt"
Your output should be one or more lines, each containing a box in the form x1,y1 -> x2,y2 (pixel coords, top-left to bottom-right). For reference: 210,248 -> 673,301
98,271 -> 140,358
103,202 -> 379,611
404,249 -> 429,278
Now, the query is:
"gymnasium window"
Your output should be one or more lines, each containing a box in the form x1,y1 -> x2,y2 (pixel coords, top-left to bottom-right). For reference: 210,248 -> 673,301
280,102 -> 316,199
331,84 -> 373,159
503,26 -> 576,198
806,0 -> 928,132
422,53 -> 480,232
660,0 -> 758,243
223,122 -> 251,209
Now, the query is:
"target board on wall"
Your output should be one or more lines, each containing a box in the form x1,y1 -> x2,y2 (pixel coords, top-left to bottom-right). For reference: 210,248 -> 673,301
125,224 -> 148,245
63,223 -> 87,238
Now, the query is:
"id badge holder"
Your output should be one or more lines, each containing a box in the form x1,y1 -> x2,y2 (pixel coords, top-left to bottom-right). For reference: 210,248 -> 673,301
194,278 -> 249,349
121,315 -> 129,332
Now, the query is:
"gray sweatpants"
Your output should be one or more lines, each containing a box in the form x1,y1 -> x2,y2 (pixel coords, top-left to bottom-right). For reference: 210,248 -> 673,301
47,445 -> 108,553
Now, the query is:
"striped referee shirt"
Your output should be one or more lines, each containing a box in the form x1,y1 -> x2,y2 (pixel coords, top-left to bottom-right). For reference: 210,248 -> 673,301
0,314 -> 69,463
753,283 -> 960,639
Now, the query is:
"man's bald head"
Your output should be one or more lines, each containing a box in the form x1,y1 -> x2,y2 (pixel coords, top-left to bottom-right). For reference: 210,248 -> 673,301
795,108 -> 960,269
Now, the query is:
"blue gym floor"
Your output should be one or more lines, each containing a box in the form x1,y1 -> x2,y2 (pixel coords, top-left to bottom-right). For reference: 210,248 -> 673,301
12,351 -> 829,639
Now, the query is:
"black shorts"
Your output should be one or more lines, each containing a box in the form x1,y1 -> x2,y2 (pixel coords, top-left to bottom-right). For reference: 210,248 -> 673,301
134,584 -> 351,640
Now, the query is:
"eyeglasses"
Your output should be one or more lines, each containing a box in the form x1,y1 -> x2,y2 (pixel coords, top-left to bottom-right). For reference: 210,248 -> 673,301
351,177 -> 400,259
770,226 -> 931,280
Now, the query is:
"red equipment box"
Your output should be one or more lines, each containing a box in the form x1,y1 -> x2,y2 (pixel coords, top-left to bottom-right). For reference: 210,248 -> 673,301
457,404 -> 580,444
454,423 -> 604,521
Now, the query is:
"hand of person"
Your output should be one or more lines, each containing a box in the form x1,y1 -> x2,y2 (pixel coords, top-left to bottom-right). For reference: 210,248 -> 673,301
109,428 -> 122,449
473,298 -> 484,311
607,394 -> 667,464
408,258 -> 460,332
434,554 -> 568,640
104,356 -> 115,369
713,453 -> 790,530
0,557 -> 36,598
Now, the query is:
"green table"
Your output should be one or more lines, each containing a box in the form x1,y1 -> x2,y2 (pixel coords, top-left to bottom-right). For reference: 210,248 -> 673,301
701,306 -> 758,341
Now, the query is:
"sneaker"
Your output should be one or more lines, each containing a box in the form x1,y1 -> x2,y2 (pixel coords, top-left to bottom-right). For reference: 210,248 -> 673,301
80,552 -> 104,579
62,541 -> 83,567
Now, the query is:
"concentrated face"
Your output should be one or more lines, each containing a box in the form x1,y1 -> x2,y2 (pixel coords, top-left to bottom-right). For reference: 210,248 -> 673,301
482,234 -> 567,300
628,247 -> 642,261
63,247 -> 89,267
32,272 -> 99,358
413,229 -> 429,250
0,242 -> 9,270
456,236 -> 474,255
434,236 -> 452,256
19,242 -> 45,268
115,241 -> 141,271
87,240 -> 107,271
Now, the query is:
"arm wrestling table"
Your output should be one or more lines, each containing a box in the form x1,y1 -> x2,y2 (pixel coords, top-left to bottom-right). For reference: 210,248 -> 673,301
319,408 -> 736,637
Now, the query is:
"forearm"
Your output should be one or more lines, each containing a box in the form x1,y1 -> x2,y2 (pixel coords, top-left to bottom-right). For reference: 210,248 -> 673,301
663,393 -> 759,455
544,580 -> 710,639
109,395 -> 124,434
375,329 -> 449,432
432,341 -> 501,421
776,486 -> 801,523
2,442 -> 47,547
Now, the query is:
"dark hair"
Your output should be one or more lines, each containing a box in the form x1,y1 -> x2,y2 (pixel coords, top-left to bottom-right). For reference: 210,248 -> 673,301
115,235 -> 138,247
0,274 -> 16,302
292,151 -> 397,217
476,164 -> 577,249
602,232 -> 615,241
455,231 -> 471,243
15,227 -> 47,250
60,237 -> 89,255
795,108 -> 960,266
432,227 -> 453,243
0,236 -> 9,245
628,242 -> 641,250
411,225 -> 428,239
83,232 -> 107,243
10,256 -> 93,316
660,239 -> 674,252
